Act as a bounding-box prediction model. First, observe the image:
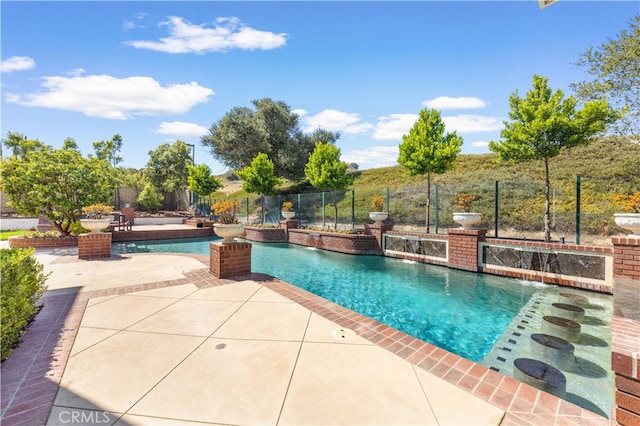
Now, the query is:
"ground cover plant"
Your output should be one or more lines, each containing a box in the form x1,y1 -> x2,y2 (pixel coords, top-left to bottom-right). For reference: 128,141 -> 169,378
0,247 -> 49,361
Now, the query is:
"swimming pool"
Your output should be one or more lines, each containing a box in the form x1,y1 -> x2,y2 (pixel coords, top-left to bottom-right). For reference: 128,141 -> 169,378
113,236 -> 614,417
116,237 -> 541,361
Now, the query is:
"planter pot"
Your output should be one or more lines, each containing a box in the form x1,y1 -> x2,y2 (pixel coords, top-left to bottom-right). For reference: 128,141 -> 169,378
80,218 -> 111,233
452,212 -> 482,230
282,211 -> 296,220
614,213 -> 640,237
214,223 -> 245,243
369,211 -> 388,224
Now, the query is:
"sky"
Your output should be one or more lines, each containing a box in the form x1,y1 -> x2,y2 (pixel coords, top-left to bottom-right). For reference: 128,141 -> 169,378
1,1 -> 638,175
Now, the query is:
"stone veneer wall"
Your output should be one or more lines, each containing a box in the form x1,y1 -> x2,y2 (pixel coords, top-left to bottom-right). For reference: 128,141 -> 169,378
611,236 -> 640,425
209,242 -> 251,278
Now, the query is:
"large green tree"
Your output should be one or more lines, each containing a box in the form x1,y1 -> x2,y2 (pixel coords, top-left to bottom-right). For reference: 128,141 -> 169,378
237,153 -> 282,223
571,15 -> 640,143
0,147 -> 117,235
188,164 -> 222,212
398,108 -> 463,233
93,134 -> 123,167
201,98 -> 339,181
489,75 -> 618,242
305,142 -> 353,229
145,141 -> 193,210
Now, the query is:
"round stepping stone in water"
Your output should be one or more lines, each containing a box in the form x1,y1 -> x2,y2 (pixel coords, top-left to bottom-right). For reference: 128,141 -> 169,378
542,316 -> 581,342
513,358 -> 567,398
550,303 -> 585,321
559,292 -> 590,307
530,333 -> 575,370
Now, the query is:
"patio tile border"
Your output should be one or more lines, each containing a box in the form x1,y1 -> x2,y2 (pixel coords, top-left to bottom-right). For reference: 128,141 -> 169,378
1,259 -> 612,426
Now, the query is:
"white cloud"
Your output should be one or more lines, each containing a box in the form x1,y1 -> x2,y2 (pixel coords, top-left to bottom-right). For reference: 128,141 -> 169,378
1,56 -> 36,73
156,121 -> 208,137
125,16 -> 287,54
302,109 -> 374,134
6,74 -> 214,119
341,146 -> 399,169
372,114 -> 418,140
443,114 -> 504,133
422,96 -> 487,110
292,108 -> 308,118
471,140 -> 490,148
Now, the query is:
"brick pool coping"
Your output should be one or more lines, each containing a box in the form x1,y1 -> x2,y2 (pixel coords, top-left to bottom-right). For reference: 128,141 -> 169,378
1,254 -> 612,426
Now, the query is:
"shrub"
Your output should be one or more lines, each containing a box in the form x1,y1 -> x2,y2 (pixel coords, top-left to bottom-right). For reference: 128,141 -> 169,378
1,248 -> 49,361
281,201 -> 294,211
137,183 -> 163,212
612,192 -> 640,213
370,196 -> 384,212
452,193 -> 477,213
81,203 -> 113,219
211,199 -> 241,224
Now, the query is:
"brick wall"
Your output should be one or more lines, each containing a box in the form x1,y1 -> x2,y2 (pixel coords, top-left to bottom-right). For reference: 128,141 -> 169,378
209,242 -> 251,278
78,233 -> 111,259
8,236 -> 78,249
287,229 -> 381,255
446,229 -> 486,272
610,236 -> 640,425
243,227 -> 286,242
111,227 -> 213,242
364,223 -> 393,252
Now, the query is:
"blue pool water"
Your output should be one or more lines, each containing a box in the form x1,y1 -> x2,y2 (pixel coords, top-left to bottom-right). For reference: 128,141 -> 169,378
114,237 -> 540,361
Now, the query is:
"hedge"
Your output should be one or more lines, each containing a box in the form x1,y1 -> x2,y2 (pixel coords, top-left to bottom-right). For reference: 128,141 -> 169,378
1,247 -> 49,361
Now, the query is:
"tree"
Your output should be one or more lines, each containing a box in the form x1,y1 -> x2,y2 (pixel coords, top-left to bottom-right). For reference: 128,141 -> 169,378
62,137 -> 80,152
398,108 -> 462,233
489,75 -> 618,242
188,164 -> 222,212
137,182 -> 163,212
237,153 -> 282,224
571,15 -> 640,143
1,132 -> 46,160
201,98 -> 339,181
145,141 -> 193,210
93,134 -> 123,167
305,142 -> 353,229
0,147 -> 117,235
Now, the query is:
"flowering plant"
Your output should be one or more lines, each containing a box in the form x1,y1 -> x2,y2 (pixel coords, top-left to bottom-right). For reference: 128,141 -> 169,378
611,192 -> 640,213
370,196 -> 384,212
81,203 -> 113,219
281,201 -> 294,212
452,193 -> 477,213
211,200 -> 240,224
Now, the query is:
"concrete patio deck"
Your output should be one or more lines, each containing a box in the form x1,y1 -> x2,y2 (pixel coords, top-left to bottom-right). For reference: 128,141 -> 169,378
1,239 -> 611,425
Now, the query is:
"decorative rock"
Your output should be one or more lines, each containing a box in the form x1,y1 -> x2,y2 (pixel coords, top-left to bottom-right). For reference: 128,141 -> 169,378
513,358 -> 567,398
559,292 -> 590,307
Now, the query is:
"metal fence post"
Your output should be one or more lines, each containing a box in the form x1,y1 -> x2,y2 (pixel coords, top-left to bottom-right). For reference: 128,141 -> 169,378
246,197 -> 249,224
576,175 -> 581,245
434,184 -> 439,234
351,189 -> 355,229
494,181 -> 499,238
322,192 -> 326,228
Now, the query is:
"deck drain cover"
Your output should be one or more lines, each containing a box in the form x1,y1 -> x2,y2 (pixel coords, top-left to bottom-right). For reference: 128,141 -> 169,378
330,327 -> 356,341
215,343 -> 227,350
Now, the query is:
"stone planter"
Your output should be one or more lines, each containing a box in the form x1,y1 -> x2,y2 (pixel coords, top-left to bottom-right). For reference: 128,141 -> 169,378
282,211 -> 296,220
369,211 -> 388,224
614,213 -> 640,237
452,212 -> 482,230
79,219 -> 111,233
214,223 -> 245,243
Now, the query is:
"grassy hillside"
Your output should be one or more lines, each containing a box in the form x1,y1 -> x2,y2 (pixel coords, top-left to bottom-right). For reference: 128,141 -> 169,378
220,137 -> 640,240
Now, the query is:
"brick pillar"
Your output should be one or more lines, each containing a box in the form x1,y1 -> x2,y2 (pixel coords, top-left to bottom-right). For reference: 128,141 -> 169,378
446,228 -> 486,272
364,223 -> 393,253
611,236 -> 640,425
279,219 -> 299,240
613,236 -> 640,281
210,242 -> 251,278
78,232 -> 112,259
122,207 -> 135,225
